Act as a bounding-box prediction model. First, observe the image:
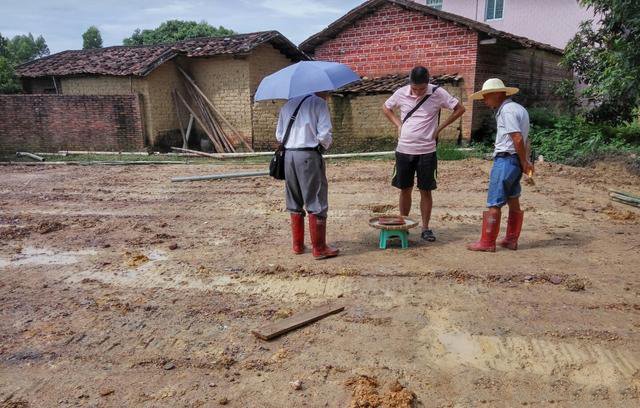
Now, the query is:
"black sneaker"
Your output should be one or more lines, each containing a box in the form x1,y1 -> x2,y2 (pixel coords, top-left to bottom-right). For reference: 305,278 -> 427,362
421,229 -> 436,242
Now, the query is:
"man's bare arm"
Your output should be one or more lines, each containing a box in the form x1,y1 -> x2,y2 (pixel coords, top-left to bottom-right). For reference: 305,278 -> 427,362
382,105 -> 402,134
435,103 -> 465,140
510,132 -> 534,175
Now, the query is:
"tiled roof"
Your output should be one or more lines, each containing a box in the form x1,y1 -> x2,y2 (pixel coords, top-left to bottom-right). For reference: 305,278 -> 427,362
300,0 -> 563,55
336,73 -> 463,95
16,31 -> 308,78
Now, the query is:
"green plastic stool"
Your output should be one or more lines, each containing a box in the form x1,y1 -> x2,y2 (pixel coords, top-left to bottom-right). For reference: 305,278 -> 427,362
379,229 -> 409,249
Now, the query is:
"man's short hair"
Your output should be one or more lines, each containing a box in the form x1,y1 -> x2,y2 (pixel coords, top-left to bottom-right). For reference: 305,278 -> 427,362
409,66 -> 430,85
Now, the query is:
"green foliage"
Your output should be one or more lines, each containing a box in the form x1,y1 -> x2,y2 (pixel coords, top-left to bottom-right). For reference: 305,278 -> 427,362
562,0 -> 640,122
0,32 -> 49,94
123,20 -> 235,45
82,26 -> 103,49
529,111 -> 639,165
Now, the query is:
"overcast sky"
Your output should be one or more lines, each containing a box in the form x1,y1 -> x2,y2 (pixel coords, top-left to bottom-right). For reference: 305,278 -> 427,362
0,0 -> 364,53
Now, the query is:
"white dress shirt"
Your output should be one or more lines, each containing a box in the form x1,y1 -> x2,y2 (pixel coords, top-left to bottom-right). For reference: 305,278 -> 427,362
275,94 -> 333,150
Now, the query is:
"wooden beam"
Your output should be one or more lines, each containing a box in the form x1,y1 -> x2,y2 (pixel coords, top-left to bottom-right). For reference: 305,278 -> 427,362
251,303 -> 345,341
171,171 -> 269,182
175,89 -> 226,153
185,114 -> 194,147
172,90 -> 187,149
177,66 -> 254,151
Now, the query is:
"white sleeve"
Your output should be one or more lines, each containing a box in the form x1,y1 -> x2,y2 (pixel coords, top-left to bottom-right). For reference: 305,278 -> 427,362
316,98 -> 333,150
275,104 -> 287,143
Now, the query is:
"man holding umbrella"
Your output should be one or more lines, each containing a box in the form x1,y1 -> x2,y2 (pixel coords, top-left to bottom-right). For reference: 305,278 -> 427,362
256,61 -> 360,260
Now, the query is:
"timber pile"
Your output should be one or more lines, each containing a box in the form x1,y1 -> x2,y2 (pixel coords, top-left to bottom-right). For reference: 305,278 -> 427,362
173,67 -> 253,153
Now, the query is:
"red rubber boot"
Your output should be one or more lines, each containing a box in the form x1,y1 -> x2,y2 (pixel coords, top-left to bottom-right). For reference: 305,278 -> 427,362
467,211 -> 501,252
290,212 -> 305,255
499,210 -> 524,250
308,214 -> 339,260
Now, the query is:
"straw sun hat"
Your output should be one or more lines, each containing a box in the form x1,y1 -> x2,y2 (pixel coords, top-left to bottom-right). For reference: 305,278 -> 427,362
470,78 -> 519,100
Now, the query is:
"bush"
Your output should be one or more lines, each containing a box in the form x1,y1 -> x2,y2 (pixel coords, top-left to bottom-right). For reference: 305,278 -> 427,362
530,115 -> 639,164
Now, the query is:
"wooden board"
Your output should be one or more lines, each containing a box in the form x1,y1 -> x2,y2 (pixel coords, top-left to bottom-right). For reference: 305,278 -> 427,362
251,303 -> 345,341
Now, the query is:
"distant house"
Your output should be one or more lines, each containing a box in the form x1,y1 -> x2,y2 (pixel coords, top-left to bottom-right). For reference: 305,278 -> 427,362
300,0 -> 572,141
416,0 -> 593,49
13,31 -> 308,151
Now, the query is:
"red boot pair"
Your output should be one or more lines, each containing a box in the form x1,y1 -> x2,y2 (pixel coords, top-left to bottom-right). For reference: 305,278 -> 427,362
290,213 -> 339,259
467,210 -> 524,252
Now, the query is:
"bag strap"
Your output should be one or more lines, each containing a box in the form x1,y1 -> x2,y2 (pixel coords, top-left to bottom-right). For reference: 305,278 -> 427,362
402,86 -> 439,124
282,95 -> 312,149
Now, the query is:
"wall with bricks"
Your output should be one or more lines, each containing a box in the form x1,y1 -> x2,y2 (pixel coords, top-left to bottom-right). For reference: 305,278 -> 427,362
329,83 -> 465,152
186,55 -> 252,147
249,44 -> 296,150
472,44 -> 572,135
311,2 -> 478,140
138,61 -> 185,148
0,95 -> 144,154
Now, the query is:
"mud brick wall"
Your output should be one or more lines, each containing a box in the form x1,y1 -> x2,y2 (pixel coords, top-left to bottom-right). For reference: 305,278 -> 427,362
329,83 -> 465,152
311,2 -> 478,140
250,44 -> 299,151
0,95 -> 144,154
473,44 -> 572,135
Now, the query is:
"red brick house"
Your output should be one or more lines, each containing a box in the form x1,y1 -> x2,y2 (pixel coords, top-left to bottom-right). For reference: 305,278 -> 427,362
300,0 -> 571,140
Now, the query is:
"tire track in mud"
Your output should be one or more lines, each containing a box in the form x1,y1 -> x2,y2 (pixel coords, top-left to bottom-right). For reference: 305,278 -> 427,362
421,310 -> 640,387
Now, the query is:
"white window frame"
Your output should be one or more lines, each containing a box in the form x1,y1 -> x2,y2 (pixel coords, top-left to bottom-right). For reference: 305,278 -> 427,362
426,0 -> 443,11
485,0 -> 505,21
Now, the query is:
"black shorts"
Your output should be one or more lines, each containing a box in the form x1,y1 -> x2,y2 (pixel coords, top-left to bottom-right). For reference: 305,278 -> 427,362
391,151 -> 437,191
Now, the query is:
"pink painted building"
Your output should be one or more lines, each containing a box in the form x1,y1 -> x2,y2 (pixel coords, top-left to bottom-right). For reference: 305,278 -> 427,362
414,0 -> 594,48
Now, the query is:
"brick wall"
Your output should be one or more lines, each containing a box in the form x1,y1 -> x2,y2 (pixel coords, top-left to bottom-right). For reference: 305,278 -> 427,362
473,44 -> 572,135
312,3 -> 478,139
0,95 -> 144,154
249,44 -> 298,150
187,56 -> 252,147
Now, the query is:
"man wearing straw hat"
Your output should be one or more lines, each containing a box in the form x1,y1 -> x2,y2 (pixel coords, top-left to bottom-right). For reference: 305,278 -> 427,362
467,78 -> 534,252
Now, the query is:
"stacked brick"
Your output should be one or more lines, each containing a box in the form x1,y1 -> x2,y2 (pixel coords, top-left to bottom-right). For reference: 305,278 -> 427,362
0,95 -> 144,154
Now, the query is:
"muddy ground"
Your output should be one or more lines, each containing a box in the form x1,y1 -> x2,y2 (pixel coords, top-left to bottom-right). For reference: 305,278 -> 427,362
0,158 -> 639,407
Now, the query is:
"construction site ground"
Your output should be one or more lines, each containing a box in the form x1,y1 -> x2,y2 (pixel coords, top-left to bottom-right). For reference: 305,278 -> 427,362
1,157 -> 639,407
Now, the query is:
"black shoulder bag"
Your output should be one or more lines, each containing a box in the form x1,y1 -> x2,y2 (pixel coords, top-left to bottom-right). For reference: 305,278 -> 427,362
269,95 -> 311,180
402,86 -> 439,123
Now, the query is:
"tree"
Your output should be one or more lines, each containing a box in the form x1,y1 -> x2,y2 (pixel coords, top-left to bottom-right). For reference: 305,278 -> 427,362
0,32 -> 49,94
123,20 -> 235,45
562,0 -> 640,122
82,26 -> 103,49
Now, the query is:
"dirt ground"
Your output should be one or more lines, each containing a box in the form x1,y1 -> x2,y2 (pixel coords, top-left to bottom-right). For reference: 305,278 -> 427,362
1,157 -> 639,407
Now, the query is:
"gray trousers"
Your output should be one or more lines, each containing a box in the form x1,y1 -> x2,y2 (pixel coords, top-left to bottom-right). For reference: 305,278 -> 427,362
284,150 -> 328,218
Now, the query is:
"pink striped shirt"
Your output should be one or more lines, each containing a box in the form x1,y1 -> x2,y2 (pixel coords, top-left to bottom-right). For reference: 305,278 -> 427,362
384,84 -> 459,155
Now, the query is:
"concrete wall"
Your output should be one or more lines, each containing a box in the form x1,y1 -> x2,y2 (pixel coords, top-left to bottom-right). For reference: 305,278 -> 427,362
413,0 -> 594,49
312,2 -> 478,140
0,94 -> 144,154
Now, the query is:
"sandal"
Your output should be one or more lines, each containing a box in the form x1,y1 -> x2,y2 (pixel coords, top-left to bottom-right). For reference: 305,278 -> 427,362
421,229 -> 436,242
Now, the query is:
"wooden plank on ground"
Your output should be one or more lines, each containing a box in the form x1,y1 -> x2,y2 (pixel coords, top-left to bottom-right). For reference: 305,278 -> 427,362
251,303 -> 345,341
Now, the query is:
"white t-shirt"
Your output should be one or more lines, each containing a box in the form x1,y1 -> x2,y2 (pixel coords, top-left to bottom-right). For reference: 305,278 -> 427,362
384,84 -> 459,155
494,99 -> 530,157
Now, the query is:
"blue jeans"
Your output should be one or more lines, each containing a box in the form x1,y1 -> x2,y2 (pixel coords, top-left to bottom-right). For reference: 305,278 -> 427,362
487,155 -> 522,208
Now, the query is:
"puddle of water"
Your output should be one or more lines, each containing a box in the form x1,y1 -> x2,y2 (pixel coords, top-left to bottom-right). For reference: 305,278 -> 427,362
0,247 -> 97,268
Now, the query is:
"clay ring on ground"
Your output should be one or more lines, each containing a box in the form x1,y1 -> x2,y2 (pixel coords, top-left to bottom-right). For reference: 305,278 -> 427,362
368,216 -> 419,231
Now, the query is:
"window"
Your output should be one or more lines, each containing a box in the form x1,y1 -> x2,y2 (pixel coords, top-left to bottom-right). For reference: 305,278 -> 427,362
426,0 -> 443,11
485,0 -> 504,20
